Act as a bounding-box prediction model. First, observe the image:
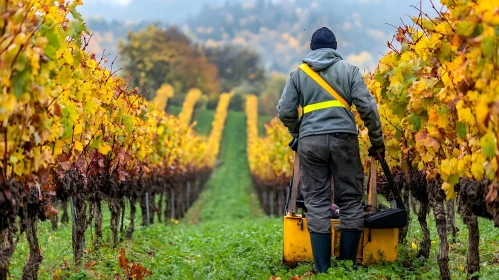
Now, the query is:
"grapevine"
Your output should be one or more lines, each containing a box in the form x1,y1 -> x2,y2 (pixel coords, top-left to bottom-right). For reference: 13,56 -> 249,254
0,1 -> 219,277
203,93 -> 233,168
246,95 -> 293,215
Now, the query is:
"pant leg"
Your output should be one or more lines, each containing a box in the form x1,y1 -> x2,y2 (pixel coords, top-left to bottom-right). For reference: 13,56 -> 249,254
328,133 -> 364,231
298,135 -> 332,234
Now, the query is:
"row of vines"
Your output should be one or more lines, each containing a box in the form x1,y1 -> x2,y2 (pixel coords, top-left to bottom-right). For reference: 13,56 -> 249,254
0,1 -> 232,279
248,1 -> 499,279
246,95 -> 293,216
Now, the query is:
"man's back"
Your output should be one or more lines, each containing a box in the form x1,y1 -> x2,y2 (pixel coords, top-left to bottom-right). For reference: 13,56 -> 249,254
277,48 -> 383,148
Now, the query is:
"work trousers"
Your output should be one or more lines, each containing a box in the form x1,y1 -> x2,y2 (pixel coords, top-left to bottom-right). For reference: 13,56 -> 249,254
299,133 -> 364,233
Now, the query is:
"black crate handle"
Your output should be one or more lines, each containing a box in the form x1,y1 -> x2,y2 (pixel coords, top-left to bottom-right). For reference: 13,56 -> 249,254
377,156 -> 406,212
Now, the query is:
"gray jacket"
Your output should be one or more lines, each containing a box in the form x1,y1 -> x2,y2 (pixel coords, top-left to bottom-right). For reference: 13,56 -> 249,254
276,48 -> 384,147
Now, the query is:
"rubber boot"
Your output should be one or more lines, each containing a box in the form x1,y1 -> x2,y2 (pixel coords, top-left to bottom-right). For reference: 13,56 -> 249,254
338,230 -> 362,264
309,232 -> 332,273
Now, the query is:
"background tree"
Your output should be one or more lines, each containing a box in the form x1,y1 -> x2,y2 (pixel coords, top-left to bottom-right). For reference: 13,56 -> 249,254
204,45 -> 266,94
119,25 -> 220,103
259,73 -> 287,116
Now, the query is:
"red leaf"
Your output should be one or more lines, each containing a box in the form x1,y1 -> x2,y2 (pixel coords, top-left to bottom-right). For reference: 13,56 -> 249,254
118,248 -> 152,279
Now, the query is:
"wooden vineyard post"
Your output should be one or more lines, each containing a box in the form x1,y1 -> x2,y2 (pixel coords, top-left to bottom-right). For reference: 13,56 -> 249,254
145,192 -> 150,227
170,189 -> 176,220
262,191 -> 268,214
187,181 -> 191,208
270,190 -> 275,216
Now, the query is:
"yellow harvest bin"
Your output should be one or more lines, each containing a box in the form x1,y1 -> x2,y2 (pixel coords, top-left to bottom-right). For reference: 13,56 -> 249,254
282,214 -> 399,266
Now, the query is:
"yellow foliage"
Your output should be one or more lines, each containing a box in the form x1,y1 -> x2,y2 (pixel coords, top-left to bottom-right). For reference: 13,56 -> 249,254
0,1 -> 210,193
245,95 -> 293,184
360,0 -> 499,199
153,84 -> 174,112
178,89 -> 202,125
203,93 -> 233,168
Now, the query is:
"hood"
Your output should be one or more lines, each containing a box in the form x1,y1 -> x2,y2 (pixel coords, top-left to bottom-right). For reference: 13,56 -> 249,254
302,48 -> 343,71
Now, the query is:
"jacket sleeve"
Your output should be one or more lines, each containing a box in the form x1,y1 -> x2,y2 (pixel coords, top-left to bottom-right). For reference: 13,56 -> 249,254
276,70 -> 301,137
350,66 -> 384,147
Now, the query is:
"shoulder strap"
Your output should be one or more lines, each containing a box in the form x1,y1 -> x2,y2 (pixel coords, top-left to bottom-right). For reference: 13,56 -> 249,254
298,63 -> 351,111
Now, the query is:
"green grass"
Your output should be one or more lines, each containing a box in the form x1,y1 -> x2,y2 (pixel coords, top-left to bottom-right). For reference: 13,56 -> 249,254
9,111 -> 499,279
166,105 -> 182,116
192,108 -> 215,136
185,111 -> 263,223
164,104 -> 214,136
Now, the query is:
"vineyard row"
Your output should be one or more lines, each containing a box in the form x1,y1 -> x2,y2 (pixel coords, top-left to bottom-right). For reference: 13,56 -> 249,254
0,1 -> 232,279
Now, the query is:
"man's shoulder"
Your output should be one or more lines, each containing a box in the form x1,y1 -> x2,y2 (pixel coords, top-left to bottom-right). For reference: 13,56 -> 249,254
334,60 -> 358,71
288,66 -> 301,79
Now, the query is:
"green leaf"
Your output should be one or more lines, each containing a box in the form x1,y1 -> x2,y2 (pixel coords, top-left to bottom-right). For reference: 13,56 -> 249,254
43,27 -> 61,49
62,105 -> 79,139
13,53 -> 29,71
457,122 -> 466,139
481,36 -> 495,59
472,24 -> 484,38
480,132 -> 496,158
91,135 -> 102,149
70,20 -> 86,40
400,43 -> 409,54
408,113 -> 422,131
438,106 -> 449,115
457,21 -> 475,36
43,45 -> 56,60
123,115 -> 135,133
12,69 -> 30,100
395,130 -> 402,141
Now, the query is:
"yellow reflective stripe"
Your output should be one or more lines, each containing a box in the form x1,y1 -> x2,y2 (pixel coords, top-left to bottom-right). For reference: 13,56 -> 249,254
303,100 -> 345,114
298,63 -> 351,111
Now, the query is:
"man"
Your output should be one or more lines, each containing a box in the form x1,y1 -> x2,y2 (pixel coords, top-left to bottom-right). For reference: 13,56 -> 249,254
277,27 -> 385,273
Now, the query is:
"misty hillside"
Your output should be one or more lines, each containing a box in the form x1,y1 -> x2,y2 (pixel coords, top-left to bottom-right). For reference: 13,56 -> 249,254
82,0 -> 443,72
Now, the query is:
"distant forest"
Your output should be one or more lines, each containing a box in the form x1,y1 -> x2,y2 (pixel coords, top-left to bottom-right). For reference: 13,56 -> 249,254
84,0 -> 440,73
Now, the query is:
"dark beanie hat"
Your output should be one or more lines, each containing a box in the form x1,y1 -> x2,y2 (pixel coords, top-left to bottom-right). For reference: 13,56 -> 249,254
310,27 -> 337,50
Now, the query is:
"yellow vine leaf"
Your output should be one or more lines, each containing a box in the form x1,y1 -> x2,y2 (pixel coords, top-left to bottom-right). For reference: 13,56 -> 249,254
74,141 -> 83,151
98,142 -> 112,155
74,123 -> 82,135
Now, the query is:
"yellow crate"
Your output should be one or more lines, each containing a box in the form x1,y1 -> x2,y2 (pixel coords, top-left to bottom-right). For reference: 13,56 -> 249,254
282,214 -> 399,266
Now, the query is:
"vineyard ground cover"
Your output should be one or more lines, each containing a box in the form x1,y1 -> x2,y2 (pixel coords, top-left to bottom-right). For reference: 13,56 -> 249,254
184,111 -> 264,223
8,205 -> 499,278
166,105 -> 182,116
192,109 -> 216,137
7,111 -> 499,279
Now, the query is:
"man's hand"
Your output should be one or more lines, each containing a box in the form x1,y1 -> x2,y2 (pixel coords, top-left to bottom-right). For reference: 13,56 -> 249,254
368,143 -> 385,159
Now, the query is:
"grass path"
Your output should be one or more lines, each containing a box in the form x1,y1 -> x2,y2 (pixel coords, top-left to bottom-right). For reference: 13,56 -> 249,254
185,111 -> 263,223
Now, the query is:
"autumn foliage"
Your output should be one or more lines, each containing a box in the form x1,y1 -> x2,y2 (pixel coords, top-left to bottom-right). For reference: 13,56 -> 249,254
0,1 -> 225,278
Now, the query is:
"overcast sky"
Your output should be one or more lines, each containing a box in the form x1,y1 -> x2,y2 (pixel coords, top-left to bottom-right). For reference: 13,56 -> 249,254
79,0 -> 443,23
